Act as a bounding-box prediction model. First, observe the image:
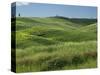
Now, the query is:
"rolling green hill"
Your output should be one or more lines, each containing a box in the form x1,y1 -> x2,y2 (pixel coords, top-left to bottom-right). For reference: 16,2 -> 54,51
12,17 -> 97,72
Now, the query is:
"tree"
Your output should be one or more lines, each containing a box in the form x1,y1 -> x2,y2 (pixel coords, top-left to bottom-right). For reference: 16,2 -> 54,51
18,13 -> 20,17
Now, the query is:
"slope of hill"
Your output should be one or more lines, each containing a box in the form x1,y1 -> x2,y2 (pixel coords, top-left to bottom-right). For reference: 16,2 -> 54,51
79,23 -> 97,32
12,17 -> 97,72
68,18 -> 97,26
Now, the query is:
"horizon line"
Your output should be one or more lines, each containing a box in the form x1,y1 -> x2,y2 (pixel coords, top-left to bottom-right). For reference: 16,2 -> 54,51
14,16 -> 97,19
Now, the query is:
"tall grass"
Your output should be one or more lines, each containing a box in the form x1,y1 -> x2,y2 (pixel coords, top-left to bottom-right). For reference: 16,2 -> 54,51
16,41 -> 97,72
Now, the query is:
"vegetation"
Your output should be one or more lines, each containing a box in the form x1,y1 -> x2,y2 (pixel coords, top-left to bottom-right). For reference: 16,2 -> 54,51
12,17 -> 97,72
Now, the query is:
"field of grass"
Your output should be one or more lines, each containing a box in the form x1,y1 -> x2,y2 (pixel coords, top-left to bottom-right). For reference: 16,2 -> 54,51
12,17 -> 97,73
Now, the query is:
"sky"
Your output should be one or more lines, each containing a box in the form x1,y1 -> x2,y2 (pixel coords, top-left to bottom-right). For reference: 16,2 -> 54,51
14,2 -> 97,18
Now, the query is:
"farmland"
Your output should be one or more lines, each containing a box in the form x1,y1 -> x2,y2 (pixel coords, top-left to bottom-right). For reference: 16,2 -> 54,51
12,17 -> 97,72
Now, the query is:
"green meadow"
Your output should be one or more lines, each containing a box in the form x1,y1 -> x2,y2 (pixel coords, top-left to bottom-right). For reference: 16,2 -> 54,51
12,17 -> 97,72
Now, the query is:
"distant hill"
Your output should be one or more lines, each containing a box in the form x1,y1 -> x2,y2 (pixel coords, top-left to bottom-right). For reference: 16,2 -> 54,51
69,18 -> 97,26
49,16 -> 97,26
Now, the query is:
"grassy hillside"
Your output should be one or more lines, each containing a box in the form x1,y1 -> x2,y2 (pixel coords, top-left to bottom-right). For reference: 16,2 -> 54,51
68,18 -> 97,26
12,17 -> 97,72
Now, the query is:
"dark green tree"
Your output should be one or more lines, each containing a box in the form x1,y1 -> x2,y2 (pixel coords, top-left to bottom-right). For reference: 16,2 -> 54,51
18,13 -> 20,17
